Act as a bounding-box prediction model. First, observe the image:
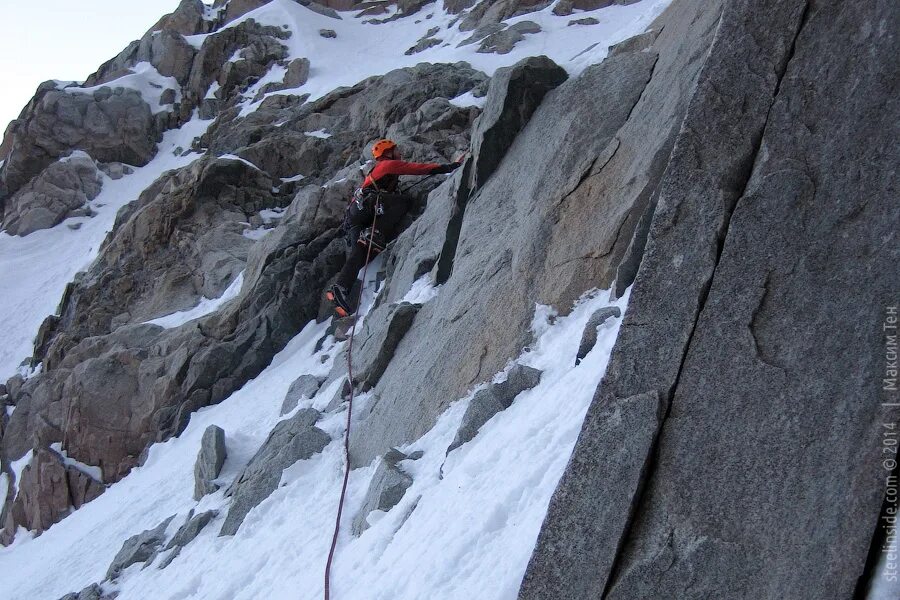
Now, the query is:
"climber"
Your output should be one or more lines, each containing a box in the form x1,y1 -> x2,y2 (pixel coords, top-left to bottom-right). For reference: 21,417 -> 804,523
326,138 -> 462,317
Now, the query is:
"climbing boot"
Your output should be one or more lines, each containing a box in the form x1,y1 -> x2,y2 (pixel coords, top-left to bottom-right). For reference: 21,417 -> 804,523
326,284 -> 353,317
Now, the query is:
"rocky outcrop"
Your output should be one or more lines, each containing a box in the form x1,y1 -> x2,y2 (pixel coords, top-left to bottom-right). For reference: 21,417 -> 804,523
106,515 -> 174,579
159,509 -> 219,568
0,85 -> 159,201
2,447 -> 104,536
2,152 -> 102,236
57,583 -> 115,600
521,0 -> 899,599
351,448 -> 415,536
220,408 -> 329,535
574,306 -> 620,364
194,425 -> 227,499
447,363 -> 541,453
187,19 -> 290,105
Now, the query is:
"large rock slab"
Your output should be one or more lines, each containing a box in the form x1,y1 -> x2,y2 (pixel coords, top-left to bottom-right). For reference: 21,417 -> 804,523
521,0 -> 897,598
351,46 -> 661,467
601,1 -> 900,598
220,409 -> 329,536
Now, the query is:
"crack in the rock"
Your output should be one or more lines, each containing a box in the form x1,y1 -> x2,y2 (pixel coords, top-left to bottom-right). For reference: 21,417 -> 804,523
601,2 -> 811,597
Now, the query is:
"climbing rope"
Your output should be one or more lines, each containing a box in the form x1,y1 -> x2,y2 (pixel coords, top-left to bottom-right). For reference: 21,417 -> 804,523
324,202 -> 380,600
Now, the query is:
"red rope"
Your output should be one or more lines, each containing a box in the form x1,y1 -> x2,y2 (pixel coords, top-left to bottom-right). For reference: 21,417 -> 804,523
324,205 -> 379,600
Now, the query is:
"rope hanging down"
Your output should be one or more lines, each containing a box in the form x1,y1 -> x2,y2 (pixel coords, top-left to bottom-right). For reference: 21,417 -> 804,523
323,204 -> 380,600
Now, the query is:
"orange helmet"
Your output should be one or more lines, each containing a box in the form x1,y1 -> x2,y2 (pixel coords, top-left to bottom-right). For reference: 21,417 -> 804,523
371,139 -> 397,159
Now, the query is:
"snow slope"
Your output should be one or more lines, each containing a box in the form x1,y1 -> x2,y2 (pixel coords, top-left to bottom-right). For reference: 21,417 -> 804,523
0,283 -> 628,600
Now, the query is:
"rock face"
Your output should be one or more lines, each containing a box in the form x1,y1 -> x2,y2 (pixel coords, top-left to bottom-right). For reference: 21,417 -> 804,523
352,301 -> 420,391
350,47 -> 661,467
3,448 -> 104,536
0,59 -> 482,545
520,0 -> 899,599
220,408 -> 329,536
193,425 -> 227,500
2,152 -> 103,236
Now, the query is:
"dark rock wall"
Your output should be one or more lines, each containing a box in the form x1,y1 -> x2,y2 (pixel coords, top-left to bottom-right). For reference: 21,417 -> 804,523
520,0 -> 899,598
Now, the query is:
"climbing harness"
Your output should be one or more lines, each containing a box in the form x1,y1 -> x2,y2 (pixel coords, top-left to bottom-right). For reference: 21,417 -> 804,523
324,204 -> 379,600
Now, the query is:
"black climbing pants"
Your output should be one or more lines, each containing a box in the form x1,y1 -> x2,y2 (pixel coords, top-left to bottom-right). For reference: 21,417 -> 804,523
335,192 -> 411,290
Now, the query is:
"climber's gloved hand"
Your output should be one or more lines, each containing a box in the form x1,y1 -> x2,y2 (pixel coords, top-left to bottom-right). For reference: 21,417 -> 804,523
430,162 -> 461,174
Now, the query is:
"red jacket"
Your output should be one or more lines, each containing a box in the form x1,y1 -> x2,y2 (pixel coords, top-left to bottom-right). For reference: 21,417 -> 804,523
362,159 -> 444,193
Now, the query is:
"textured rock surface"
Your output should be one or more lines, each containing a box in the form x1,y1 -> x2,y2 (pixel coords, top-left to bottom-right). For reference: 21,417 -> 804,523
106,515 -> 174,580
352,302 -> 420,391
0,85 -> 159,201
2,448 -> 104,538
220,408 -> 329,535
2,152 -> 102,236
575,306 -> 621,364
193,425 -> 227,500
280,374 -> 324,415
351,48 -> 659,467
521,0 -> 899,598
351,451 -> 414,536
447,363 -> 541,453
158,509 -> 219,568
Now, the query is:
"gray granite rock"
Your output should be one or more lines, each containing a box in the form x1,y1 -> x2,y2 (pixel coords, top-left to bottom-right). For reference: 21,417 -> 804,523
2,153 -> 102,236
220,409 -> 328,535
280,374 -> 324,415
520,0 -> 892,598
159,509 -> 218,568
447,364 -> 541,453
319,28 -> 337,38
193,425 -> 227,500
351,49 -> 658,468
575,306 -> 621,365
352,302 -> 420,391
56,583 -> 111,600
351,453 -> 414,536
106,515 -> 175,580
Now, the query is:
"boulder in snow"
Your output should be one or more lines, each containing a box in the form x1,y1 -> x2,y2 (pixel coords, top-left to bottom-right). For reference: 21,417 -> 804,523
220,408 -> 329,536
351,450 -> 414,536
280,374 -> 324,415
106,515 -> 175,580
447,364 -> 542,453
56,583 -> 114,600
575,306 -> 621,365
193,425 -> 227,500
